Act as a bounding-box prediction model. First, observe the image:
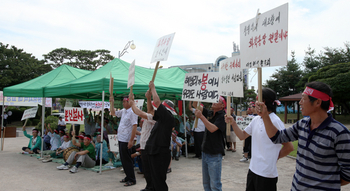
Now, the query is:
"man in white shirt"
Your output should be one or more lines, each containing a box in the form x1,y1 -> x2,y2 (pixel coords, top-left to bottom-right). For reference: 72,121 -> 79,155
225,88 -> 294,191
57,116 -> 66,131
189,101 -> 205,159
111,96 -> 138,187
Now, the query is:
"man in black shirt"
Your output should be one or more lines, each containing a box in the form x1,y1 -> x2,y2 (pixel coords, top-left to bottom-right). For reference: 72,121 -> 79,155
145,81 -> 176,191
194,96 -> 226,191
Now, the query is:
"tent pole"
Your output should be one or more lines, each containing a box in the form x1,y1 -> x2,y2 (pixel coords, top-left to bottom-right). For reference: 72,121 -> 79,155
100,91 -> 105,174
1,97 -> 4,151
41,97 -> 45,158
183,100 -> 187,158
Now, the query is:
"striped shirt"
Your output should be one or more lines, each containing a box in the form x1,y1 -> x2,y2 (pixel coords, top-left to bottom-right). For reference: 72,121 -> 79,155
271,114 -> 350,191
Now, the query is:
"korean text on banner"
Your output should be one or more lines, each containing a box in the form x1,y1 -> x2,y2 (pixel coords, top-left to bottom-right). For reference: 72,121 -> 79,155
79,101 -> 110,109
219,56 -> 244,97
236,116 -> 255,130
182,72 -> 220,103
150,33 -> 175,63
108,135 -> 119,152
64,107 -> 84,124
240,3 -> 288,68
21,107 -> 38,121
0,91 -> 52,107
134,99 -> 144,110
127,60 -> 135,89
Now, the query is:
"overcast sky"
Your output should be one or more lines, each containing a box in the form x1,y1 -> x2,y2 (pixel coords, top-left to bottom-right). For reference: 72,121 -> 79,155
1,0 -> 349,91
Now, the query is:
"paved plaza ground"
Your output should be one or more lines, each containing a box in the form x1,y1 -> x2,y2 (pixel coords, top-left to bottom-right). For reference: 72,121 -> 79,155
1,126 -> 349,191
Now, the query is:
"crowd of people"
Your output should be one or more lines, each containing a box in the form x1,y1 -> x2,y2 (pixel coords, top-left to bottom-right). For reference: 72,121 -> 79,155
19,81 -> 350,191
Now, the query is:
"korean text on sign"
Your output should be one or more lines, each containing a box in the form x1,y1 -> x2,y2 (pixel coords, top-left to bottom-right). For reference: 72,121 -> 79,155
236,116 -> 255,130
64,107 -> 84,124
150,33 -> 175,63
182,72 -> 220,103
219,56 -> 244,97
240,3 -> 288,68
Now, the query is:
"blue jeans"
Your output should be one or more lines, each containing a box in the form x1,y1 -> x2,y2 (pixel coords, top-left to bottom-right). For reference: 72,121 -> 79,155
202,152 -> 222,191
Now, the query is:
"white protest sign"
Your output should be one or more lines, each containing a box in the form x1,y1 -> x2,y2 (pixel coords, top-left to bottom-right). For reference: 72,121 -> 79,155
108,134 -> 119,152
79,101 -> 110,110
128,60 -> 135,89
21,107 -> 38,121
0,92 -> 52,107
65,99 -> 74,107
182,72 -> 220,103
219,55 -> 244,97
134,99 -> 144,110
150,33 -> 175,63
236,116 -> 255,130
64,107 -> 84,124
240,3 -> 288,68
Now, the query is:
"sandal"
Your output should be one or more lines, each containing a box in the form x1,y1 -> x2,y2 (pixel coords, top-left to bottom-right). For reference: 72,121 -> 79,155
124,181 -> 136,187
120,178 -> 127,183
232,149 -> 236,152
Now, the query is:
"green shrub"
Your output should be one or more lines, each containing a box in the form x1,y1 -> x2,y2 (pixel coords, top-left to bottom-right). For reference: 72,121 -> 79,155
36,115 -> 59,130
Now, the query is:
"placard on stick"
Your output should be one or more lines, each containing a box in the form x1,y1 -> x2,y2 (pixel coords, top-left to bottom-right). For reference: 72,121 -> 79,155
64,107 -> 84,124
108,134 -> 119,152
128,60 -> 135,92
21,107 -> 38,121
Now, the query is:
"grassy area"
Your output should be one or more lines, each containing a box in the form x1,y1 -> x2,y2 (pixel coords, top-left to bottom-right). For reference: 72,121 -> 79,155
66,124 -> 85,133
276,113 -> 350,124
289,141 -> 298,158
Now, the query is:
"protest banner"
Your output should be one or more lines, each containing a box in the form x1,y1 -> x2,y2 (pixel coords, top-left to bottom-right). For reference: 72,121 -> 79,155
128,60 -> 135,91
134,99 -> 144,110
150,33 -> 176,82
240,3 -> 288,69
65,99 -> 73,107
108,134 -> 119,152
79,101 -> 110,109
64,107 -> 84,124
182,72 -> 220,103
236,116 -> 255,130
0,92 -> 52,107
21,107 -> 38,121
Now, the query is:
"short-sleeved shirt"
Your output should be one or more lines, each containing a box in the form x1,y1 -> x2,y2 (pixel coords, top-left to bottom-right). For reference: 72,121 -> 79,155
191,108 -> 205,132
115,108 -> 138,142
244,113 -> 284,178
80,142 -> 96,160
145,104 -> 175,155
201,108 -> 226,156
58,120 -> 66,126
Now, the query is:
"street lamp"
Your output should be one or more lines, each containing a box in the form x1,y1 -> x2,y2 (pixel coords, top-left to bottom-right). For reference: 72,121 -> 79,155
118,40 -> 136,58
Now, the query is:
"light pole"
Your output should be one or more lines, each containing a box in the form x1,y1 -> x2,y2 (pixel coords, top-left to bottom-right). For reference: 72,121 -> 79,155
118,40 -> 136,58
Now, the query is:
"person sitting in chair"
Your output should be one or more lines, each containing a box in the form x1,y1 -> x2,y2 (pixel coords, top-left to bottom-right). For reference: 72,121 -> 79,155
22,125 -> 42,154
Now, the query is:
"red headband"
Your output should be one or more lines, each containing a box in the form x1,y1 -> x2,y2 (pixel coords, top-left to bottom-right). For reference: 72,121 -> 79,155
84,137 -> 91,141
152,101 -> 157,108
303,87 -> 334,111
63,135 -> 68,138
123,98 -> 129,101
219,96 -> 226,108
32,129 -> 38,133
162,101 -> 176,113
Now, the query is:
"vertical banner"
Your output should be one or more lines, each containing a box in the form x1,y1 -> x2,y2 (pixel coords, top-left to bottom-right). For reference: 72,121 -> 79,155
240,3 -> 288,68
182,72 -> 220,103
151,33 -> 176,63
127,60 -> 135,89
64,107 -> 84,124
218,55 -> 244,97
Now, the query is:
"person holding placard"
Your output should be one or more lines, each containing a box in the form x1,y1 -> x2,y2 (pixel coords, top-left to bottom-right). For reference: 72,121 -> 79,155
256,81 -> 350,190
193,96 -> 227,191
128,90 -> 156,191
225,88 -> 294,191
22,126 -> 41,154
110,96 -> 138,187
189,101 -> 205,159
145,81 -> 176,191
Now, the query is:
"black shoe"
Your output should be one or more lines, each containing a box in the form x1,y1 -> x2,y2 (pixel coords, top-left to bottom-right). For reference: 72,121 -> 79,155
198,156 -> 202,159
167,168 -> 172,173
175,156 -> 179,161
172,156 -> 175,160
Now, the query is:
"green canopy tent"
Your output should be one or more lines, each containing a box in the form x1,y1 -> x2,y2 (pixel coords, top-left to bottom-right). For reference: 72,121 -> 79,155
1,65 -> 91,157
44,58 -> 187,100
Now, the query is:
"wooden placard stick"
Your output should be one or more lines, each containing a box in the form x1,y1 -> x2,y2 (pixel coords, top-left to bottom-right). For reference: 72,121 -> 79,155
109,73 -> 115,116
23,118 -> 29,127
1,126 -> 5,150
193,101 -> 201,128
226,96 -> 231,136
151,61 -> 160,82
258,67 -> 262,102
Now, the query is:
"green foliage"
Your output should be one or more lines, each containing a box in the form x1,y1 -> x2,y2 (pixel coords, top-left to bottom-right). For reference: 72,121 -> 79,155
0,42 -> 52,91
36,115 -> 59,130
43,48 -> 115,71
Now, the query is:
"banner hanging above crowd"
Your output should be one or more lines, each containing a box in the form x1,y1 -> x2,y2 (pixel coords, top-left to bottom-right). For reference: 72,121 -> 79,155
0,91 -> 52,107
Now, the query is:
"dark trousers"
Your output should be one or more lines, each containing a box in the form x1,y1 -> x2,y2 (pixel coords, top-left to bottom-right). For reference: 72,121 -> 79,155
194,131 -> 204,157
119,141 -> 136,183
141,150 -> 153,190
148,152 -> 171,191
246,169 -> 278,191
244,136 -> 252,158
22,147 -> 39,154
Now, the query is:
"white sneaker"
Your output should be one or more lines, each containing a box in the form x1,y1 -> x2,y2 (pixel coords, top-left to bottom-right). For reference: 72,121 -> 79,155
22,152 -> 29,155
239,157 -> 249,162
57,165 -> 69,170
104,162 -> 113,166
120,168 -> 124,172
42,158 -> 52,163
69,166 -> 78,173
38,158 -> 44,161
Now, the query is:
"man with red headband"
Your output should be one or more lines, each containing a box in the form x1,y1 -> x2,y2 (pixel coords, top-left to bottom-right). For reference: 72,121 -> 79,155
22,126 -> 41,154
57,133 -> 96,173
110,96 -> 138,187
193,96 -> 227,191
145,81 -> 176,191
256,81 -> 350,190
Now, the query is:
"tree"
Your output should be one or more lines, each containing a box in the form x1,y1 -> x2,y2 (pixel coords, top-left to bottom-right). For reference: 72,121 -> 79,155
265,51 -> 303,98
308,62 -> 350,113
0,42 -> 52,91
43,48 -> 115,70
